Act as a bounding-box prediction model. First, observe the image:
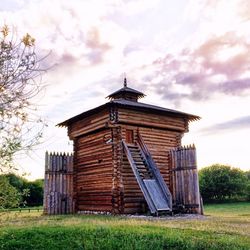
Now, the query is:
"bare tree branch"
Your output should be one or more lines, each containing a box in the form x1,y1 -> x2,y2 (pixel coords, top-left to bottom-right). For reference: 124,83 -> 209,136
0,25 -> 47,172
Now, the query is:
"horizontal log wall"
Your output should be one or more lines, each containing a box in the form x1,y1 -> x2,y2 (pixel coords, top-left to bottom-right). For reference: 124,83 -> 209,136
68,109 -> 109,139
74,129 -> 113,212
170,145 -> 202,214
44,152 -> 74,215
118,108 -> 188,132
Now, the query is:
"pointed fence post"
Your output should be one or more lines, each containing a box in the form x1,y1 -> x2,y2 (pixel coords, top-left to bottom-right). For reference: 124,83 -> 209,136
170,145 -> 202,214
44,151 -> 74,215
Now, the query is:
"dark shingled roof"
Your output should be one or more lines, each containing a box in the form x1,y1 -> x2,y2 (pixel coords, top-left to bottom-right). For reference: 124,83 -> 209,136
57,99 -> 200,127
106,86 -> 145,100
111,99 -> 200,120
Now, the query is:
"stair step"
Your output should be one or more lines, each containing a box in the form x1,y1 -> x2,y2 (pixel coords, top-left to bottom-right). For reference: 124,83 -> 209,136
139,172 -> 152,176
130,151 -> 141,154
137,167 -> 149,170
140,175 -> 154,180
129,147 -> 140,150
133,159 -> 144,163
136,163 -> 148,167
138,169 -> 152,175
135,165 -> 145,168
134,160 -> 144,164
137,165 -> 146,168
129,148 -> 140,152
131,153 -> 143,157
131,153 -> 142,157
130,152 -> 141,155
138,170 -> 150,174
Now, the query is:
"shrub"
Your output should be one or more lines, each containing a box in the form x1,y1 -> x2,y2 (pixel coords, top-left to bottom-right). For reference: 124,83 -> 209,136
0,175 -> 21,208
3,174 -> 44,207
199,164 -> 248,202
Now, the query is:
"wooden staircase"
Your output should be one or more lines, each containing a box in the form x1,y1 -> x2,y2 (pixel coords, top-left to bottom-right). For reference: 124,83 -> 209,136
128,145 -> 153,180
123,136 -> 172,215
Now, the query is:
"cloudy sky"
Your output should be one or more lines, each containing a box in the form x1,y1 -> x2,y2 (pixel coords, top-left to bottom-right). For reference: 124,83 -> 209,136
1,0 -> 250,179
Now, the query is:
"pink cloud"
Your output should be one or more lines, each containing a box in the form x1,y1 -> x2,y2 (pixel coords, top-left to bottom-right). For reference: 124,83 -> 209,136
85,27 -> 112,64
143,32 -> 250,103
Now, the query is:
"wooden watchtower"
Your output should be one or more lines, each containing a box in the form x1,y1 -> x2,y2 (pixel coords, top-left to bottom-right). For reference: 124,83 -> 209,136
46,79 -> 201,215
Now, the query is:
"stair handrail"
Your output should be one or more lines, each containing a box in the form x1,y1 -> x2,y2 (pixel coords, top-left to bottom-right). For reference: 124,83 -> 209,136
122,140 -> 157,214
137,132 -> 172,210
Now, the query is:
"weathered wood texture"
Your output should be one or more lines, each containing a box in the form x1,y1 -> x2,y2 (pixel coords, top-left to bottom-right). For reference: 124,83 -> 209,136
137,133 -> 172,211
122,151 -> 146,214
111,126 -> 124,214
68,109 -> 109,139
48,98 -> 199,215
118,125 -> 181,214
118,108 -> 188,132
170,145 -> 202,214
74,129 -> 113,212
117,108 -> 186,193
120,126 -> 182,190
44,152 -> 74,215
122,139 -> 172,215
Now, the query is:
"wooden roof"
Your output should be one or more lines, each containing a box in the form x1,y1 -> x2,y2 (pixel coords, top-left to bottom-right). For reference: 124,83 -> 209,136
106,78 -> 145,101
57,98 -> 200,127
58,78 -> 200,127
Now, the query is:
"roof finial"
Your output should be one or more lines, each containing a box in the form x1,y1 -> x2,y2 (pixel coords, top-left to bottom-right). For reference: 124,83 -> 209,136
123,73 -> 127,87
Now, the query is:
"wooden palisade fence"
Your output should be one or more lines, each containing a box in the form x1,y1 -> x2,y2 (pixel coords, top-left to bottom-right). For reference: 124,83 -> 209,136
170,145 -> 203,214
44,152 -> 74,215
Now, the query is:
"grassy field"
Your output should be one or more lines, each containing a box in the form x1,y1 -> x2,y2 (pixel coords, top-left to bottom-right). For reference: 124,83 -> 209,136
0,202 -> 249,250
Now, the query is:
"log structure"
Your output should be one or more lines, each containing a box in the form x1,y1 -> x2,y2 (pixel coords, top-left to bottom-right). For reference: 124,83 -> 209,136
52,78 -> 202,215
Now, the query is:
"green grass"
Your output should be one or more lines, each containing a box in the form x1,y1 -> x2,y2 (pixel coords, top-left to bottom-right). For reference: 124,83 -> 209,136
0,202 -> 249,250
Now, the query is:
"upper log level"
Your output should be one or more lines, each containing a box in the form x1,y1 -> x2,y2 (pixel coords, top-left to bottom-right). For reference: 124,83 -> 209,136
57,79 -> 200,138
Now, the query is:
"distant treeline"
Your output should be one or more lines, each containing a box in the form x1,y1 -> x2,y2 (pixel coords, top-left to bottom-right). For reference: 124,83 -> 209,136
199,164 -> 250,202
0,174 -> 43,209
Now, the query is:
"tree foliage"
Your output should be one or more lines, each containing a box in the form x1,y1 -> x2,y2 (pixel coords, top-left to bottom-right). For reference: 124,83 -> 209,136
24,179 -> 44,206
0,175 -> 21,208
4,173 -> 44,207
0,25 -> 46,171
199,164 -> 248,201
245,171 -> 250,201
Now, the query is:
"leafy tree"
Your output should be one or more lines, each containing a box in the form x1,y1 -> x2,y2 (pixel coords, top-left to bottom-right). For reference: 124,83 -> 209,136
199,164 -> 248,201
3,173 -> 30,207
24,179 -> 44,206
4,172 -> 26,191
4,173 -> 44,206
245,170 -> 250,180
0,175 -> 21,208
0,25 -> 46,171
245,171 -> 250,201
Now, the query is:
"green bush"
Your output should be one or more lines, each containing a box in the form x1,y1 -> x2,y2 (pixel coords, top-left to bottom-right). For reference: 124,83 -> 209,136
23,179 -> 44,206
0,175 -> 21,208
199,164 -> 248,202
3,174 -> 44,207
